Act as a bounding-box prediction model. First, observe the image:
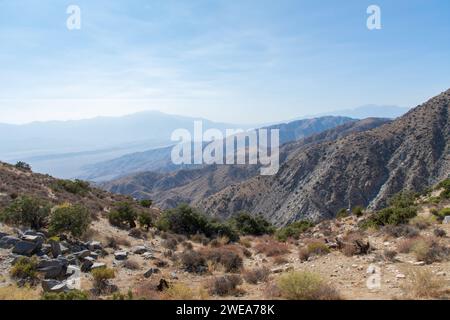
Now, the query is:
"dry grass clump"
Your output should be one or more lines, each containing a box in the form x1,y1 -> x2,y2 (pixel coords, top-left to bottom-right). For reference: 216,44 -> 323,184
106,236 -> 130,249
0,285 -> 40,300
179,250 -> 207,274
243,267 -> 270,284
162,238 -> 178,251
123,259 -> 140,270
254,239 -> 290,257
383,224 -> 419,238
276,271 -> 341,300
299,241 -> 330,261
163,283 -> 208,300
201,246 -> 243,273
409,215 -> 437,230
273,256 -> 289,265
398,237 -> 449,264
208,275 -> 243,296
403,269 -> 445,299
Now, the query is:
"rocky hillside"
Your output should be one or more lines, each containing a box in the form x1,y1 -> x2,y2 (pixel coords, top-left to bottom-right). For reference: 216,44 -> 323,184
103,118 -> 390,211
198,89 -> 450,224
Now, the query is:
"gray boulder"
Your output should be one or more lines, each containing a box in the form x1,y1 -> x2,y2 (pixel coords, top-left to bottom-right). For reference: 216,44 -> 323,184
37,258 -> 68,279
443,216 -> 450,224
50,240 -> 62,258
91,262 -> 106,270
0,236 -> 20,249
133,246 -> 148,254
87,241 -> 102,251
144,268 -> 160,278
81,260 -> 94,272
12,240 -> 40,256
41,279 -> 68,293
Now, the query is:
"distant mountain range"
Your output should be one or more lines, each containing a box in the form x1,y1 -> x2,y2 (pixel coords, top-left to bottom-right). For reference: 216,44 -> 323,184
0,111 -> 247,178
103,89 -> 450,225
80,116 -> 355,182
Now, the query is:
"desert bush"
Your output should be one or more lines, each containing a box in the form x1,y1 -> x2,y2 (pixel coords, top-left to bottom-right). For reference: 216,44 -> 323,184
123,259 -> 140,270
299,241 -> 330,261
0,196 -> 50,229
360,192 -> 417,228
139,199 -> 153,208
162,238 -> 178,251
42,290 -> 90,300
397,238 -> 419,253
91,268 -> 115,292
435,207 -> 450,221
383,249 -> 398,262
203,247 -> 243,273
181,241 -> 193,250
179,250 -> 207,274
208,275 -> 243,296
275,220 -> 314,242
15,161 -> 31,171
384,224 -> 419,238
48,203 -> 91,237
336,208 -> 349,219
108,202 -> 138,229
411,238 -> 449,264
106,236 -> 130,249
273,256 -> 289,265
254,239 -> 290,257
164,283 -> 200,300
352,206 -> 365,217
230,212 -> 274,236
433,228 -> 446,238
277,271 -> 341,300
10,257 -> 39,282
437,178 -> 450,199
409,215 -> 436,230
137,211 -> 153,230
404,269 -> 444,299
243,267 -> 270,284
54,179 -> 90,195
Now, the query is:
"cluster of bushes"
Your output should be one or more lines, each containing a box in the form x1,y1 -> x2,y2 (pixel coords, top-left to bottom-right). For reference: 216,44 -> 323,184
437,178 -> 450,199
0,196 -> 91,237
156,204 -> 239,241
208,275 -> 243,296
229,212 -> 274,236
275,220 -> 314,242
108,201 -> 154,230
53,179 -> 91,196
42,290 -> 90,300
14,161 -> 32,171
397,237 -> 449,264
254,239 -> 290,257
360,192 -> 418,229
179,246 -> 243,273
10,257 -> 39,281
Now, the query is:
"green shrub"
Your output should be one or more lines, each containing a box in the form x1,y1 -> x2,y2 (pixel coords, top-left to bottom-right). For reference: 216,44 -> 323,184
15,161 -> 31,171
277,271 -> 341,300
230,212 -> 274,236
10,257 -> 38,280
351,206 -> 364,217
0,196 -> 50,229
360,192 -> 417,229
91,268 -> 115,289
157,204 -> 239,241
54,179 -> 90,195
435,207 -> 450,221
275,220 -> 314,242
108,202 -> 138,229
139,199 -> 153,208
336,208 -> 349,219
299,241 -> 330,261
437,178 -> 450,199
42,290 -> 90,300
137,211 -> 153,230
48,203 -> 91,237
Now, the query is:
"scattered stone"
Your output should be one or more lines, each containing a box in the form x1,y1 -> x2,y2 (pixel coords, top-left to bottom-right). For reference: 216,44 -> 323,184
396,273 -> 406,279
142,252 -> 154,260
114,251 -> 128,261
133,246 -> 148,254
42,279 -> 64,292
443,216 -> 450,224
436,271 -> 446,276
413,261 -> 425,266
50,240 -> 62,258
81,260 -> 94,272
91,262 -> 106,270
157,279 -> 169,291
37,259 -> 68,279
144,268 -> 160,278
74,250 -> 91,259
171,272 -> 178,280
87,241 -> 102,251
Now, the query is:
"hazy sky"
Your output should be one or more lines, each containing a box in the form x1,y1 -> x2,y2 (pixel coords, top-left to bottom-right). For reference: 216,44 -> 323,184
1,0 -> 449,124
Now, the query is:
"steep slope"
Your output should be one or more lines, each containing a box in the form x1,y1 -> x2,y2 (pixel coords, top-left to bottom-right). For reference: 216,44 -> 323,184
198,90 -> 450,225
103,118 -> 389,210
80,116 -> 355,182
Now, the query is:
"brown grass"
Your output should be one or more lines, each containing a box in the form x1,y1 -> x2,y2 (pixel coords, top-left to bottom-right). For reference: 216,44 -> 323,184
254,239 -> 290,257
243,267 -> 271,284
404,269 -> 445,299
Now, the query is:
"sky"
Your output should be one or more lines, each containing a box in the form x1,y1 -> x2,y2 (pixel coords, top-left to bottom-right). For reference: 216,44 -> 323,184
0,0 -> 449,124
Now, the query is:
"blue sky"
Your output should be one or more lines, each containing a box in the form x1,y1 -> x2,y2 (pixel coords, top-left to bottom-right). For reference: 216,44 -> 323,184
0,0 -> 449,124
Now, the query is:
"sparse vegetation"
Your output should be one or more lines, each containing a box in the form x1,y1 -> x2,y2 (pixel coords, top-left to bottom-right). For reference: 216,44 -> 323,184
14,161 -> 31,171
243,267 -> 270,284
254,239 -> 290,257
202,247 -> 243,273
91,268 -> 116,293
299,241 -> 330,261
139,199 -> 153,208
276,271 -> 341,300
404,269 -> 444,299
42,290 -> 90,300
10,257 -> 38,282
230,212 -> 274,236
53,179 -> 90,196
208,275 -> 243,296
275,220 -> 314,242
137,211 -> 153,230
